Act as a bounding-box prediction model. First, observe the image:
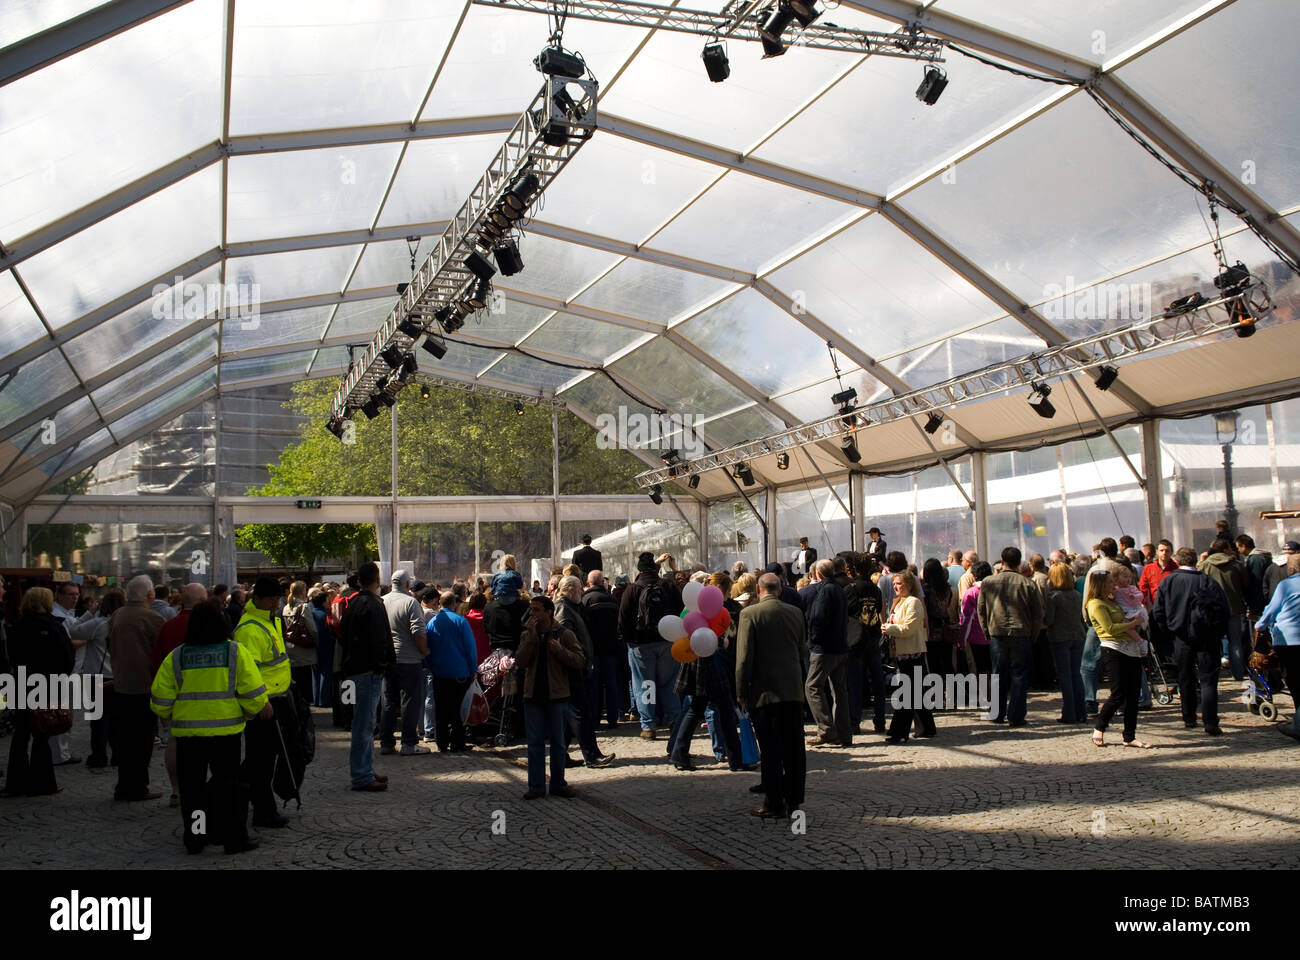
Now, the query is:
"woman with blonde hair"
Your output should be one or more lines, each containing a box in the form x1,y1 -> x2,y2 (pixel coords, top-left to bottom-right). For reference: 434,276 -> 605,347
880,571 -> 935,743
1084,568 -> 1149,748
1043,562 -> 1086,724
491,555 -> 524,605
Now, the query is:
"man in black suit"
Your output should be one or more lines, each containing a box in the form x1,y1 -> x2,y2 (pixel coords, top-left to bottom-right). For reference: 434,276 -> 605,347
866,528 -> 887,561
1152,547 -> 1228,735
791,537 -> 817,578
573,534 -> 602,577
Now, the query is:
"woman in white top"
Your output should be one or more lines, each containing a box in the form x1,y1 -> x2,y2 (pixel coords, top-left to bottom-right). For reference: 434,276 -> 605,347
881,571 -> 936,743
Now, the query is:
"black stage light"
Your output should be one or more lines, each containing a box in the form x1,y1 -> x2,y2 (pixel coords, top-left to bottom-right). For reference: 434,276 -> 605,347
788,1 -> 821,27
831,386 -> 857,406
398,353 -> 418,377
397,318 -> 423,338
380,345 -> 405,369
469,278 -> 491,309
702,42 -> 730,82
1166,292 -> 1207,315
480,221 -> 505,244
378,391 -> 397,408
1230,296 -> 1258,337
504,172 -> 540,215
1028,382 -> 1056,420
464,249 -> 496,282
661,450 -> 681,466
759,2 -> 797,57
361,398 -> 381,419
916,67 -> 948,106
493,239 -> 525,276
649,484 -> 664,505
534,46 -> 587,78
1214,261 -> 1251,296
327,417 -> 345,439
1093,365 -> 1119,391
776,452 -> 790,470
735,462 -> 756,486
396,282 -> 409,296
841,435 -> 862,462
420,383 -> 431,399
924,411 -> 944,434
422,336 -> 448,360
488,209 -> 513,230
514,401 -> 525,416
688,474 -> 700,489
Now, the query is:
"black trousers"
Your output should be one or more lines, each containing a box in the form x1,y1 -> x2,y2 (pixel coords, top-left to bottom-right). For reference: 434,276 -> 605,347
888,654 -> 936,739
88,708 -> 112,766
177,734 -> 248,853
290,666 -> 314,700
1174,637 -> 1220,728
1096,648 -> 1142,742
331,673 -> 353,729
4,712 -> 56,796
750,701 -> 805,814
110,691 -> 155,799
242,694 -> 291,819
1278,645 -> 1300,713
566,670 -> 603,761
433,676 -> 472,752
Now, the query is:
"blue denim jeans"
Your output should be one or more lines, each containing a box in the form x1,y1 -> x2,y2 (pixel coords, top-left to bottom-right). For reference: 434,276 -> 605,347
989,635 -> 1032,724
628,641 -> 682,732
1050,637 -> 1086,722
524,700 -> 570,793
1226,614 -> 1249,681
382,663 -> 426,749
347,673 -> 382,788
1081,627 -> 1101,712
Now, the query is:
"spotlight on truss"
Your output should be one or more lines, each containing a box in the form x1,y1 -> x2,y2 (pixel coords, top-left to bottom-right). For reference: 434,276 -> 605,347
1028,382 -> 1056,419
916,66 -> 948,105
759,1 -> 820,58
420,383 -> 431,399
702,41 -> 729,82
776,452 -> 790,470
464,249 -> 496,282
841,434 -> 862,462
422,336 -> 448,360
493,240 -> 524,277
397,318 -> 423,338
734,462 -> 756,486
688,474 -> 700,489
1093,365 -> 1119,391
649,484 -> 663,504
924,411 -> 945,434
534,45 -> 587,79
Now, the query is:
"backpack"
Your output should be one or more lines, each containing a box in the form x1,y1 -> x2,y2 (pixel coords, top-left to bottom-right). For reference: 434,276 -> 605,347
327,590 -> 354,640
284,603 -> 315,648
1188,574 -> 1230,650
635,578 -> 675,638
857,593 -> 883,640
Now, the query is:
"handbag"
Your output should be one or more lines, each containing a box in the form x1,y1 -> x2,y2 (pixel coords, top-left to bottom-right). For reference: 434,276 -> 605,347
31,708 -> 73,737
737,709 -> 759,766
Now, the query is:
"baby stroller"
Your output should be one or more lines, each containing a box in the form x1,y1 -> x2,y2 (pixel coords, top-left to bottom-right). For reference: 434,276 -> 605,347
1243,649 -> 1281,722
1145,645 -> 1176,706
475,647 -> 520,747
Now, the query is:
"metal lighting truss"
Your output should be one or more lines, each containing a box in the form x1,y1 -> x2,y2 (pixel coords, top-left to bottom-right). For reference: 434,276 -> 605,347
469,0 -> 946,60
330,74 -> 599,420
414,374 -> 567,410
634,286 -> 1273,488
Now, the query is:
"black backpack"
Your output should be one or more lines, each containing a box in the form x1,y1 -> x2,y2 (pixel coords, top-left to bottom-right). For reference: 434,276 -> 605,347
1188,574 -> 1230,650
635,578 -> 675,638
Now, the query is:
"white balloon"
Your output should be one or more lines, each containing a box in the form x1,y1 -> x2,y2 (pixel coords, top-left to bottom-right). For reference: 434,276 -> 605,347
658,614 -> 687,641
689,627 -> 718,658
682,580 -> 704,612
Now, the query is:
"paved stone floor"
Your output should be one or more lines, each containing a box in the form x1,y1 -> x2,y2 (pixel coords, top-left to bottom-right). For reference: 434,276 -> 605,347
3,678 -> 1299,870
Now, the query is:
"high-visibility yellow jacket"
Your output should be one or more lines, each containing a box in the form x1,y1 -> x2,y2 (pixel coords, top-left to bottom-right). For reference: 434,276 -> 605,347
233,604 -> 291,697
150,641 -> 268,736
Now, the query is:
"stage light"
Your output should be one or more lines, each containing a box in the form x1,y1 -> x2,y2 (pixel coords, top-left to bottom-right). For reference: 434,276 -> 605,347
788,1 -> 820,27
534,46 -> 586,78
464,249 -> 496,282
649,484 -> 663,505
924,411 -> 944,434
1217,264 -> 1257,337
1230,297 -> 1258,338
688,474 -> 700,489
327,417 -> 346,439
916,66 -> 948,105
420,384 -> 430,399
831,387 -> 857,406
422,336 -> 448,360
396,282 -> 409,296
734,462 -> 756,486
702,42 -> 729,82
1028,382 -> 1056,419
776,452 -> 790,470
1166,292 -> 1207,315
1093,365 -> 1119,391
377,391 -> 397,408
504,172 -> 540,216
380,345 -> 405,369
493,240 -> 524,276
759,2 -> 796,57
661,450 -> 681,466
361,397 -> 381,419
514,401 -> 525,416
397,318 -> 423,338
841,434 -> 862,462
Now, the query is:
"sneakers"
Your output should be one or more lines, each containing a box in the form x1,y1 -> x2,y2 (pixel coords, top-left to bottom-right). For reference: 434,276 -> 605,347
587,753 -> 615,768
399,744 -> 431,756
638,729 -> 656,740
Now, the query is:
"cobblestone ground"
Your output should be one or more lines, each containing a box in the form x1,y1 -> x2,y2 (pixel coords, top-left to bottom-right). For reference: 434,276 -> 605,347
3,678 -> 1298,870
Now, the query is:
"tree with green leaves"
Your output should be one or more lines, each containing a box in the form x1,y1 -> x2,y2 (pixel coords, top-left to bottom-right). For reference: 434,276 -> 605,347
26,470 -> 94,568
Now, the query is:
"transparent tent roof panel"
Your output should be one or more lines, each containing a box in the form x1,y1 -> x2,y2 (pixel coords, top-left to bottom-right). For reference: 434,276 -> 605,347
0,1 -> 109,48
522,313 -> 646,366
610,336 -> 762,420
225,244 -> 362,305
575,258 -> 741,326
0,0 -> 223,245
0,348 -> 79,432
222,305 -> 334,355
90,328 -> 218,417
348,237 -> 437,293
494,234 -> 621,303
463,297 -> 558,346
107,369 -> 216,441
0,270 -> 48,353
377,134 -> 509,229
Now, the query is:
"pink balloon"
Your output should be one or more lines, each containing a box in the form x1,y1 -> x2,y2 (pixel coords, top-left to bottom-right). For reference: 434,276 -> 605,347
683,611 -> 709,635
696,585 -> 724,619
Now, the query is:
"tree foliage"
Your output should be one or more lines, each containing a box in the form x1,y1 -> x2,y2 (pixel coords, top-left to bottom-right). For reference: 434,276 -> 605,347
233,522 -> 375,578
27,470 -> 93,567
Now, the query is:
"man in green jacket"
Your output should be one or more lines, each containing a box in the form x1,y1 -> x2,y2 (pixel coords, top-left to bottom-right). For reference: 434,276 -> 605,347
1199,538 -> 1249,680
977,546 -> 1045,727
736,573 -> 808,819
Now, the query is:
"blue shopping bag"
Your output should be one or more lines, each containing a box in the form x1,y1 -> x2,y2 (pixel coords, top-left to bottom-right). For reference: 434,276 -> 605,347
738,709 -> 759,766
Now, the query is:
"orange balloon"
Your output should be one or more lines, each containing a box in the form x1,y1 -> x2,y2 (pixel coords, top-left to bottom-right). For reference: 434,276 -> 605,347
708,607 -> 731,636
671,635 -> 698,663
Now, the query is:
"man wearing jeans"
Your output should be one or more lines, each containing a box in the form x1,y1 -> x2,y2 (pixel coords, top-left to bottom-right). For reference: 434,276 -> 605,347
340,563 -> 392,792
618,552 -> 684,740
381,570 -> 430,756
977,546 -> 1044,728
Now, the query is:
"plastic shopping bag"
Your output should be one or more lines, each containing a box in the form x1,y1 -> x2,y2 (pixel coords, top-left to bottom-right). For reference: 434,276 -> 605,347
738,709 -> 759,766
461,679 -> 489,726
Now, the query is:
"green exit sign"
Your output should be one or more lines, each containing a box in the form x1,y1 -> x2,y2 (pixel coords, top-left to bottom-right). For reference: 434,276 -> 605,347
296,499 -> 322,509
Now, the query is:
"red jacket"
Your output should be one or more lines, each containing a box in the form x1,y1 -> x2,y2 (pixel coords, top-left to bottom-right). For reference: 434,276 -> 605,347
1139,560 -> 1177,607
151,608 -> 191,676
466,609 -> 489,666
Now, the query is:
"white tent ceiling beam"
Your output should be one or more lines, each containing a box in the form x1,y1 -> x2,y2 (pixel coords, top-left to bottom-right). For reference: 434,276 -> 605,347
0,0 -> 192,86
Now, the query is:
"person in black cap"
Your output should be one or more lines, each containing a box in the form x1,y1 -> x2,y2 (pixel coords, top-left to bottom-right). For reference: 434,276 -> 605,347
866,528 -> 887,561
573,534 -> 602,577
792,537 -> 818,577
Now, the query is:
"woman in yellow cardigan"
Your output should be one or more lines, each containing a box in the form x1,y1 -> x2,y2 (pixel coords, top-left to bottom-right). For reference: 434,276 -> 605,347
881,571 -> 936,743
1084,568 -> 1151,749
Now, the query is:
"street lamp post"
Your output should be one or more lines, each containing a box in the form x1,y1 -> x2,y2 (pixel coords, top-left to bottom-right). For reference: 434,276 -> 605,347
1215,410 -> 1240,537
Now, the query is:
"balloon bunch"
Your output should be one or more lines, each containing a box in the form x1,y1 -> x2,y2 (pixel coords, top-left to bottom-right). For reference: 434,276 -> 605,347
658,581 -> 731,663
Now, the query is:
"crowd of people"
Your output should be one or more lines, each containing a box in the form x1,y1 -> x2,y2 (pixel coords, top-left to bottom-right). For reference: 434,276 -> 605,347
2,517 -> 1298,839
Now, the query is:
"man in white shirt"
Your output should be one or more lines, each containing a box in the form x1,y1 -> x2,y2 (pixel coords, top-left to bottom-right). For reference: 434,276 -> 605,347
791,537 -> 818,578
51,581 -> 94,766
